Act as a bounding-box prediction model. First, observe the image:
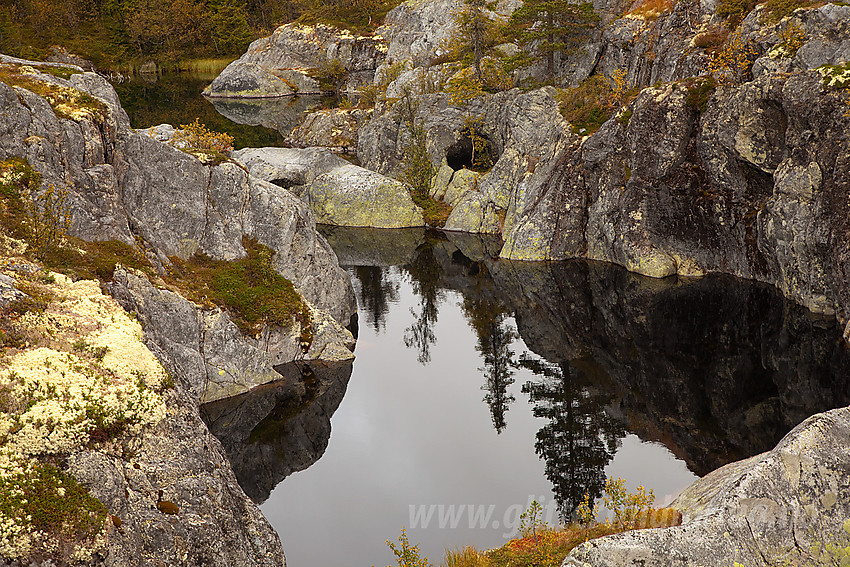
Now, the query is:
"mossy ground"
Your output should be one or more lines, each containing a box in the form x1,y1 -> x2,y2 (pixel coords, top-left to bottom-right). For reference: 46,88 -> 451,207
411,193 -> 453,228
167,237 -> 311,337
0,463 -> 107,561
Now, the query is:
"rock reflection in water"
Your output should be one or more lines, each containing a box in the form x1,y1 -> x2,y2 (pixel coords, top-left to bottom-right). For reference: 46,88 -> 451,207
200,361 -> 352,503
207,95 -> 326,137
323,226 -> 850,514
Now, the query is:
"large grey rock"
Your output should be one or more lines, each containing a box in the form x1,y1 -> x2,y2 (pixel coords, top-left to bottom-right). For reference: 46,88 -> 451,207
309,164 -> 425,227
108,267 -> 355,405
205,23 -> 387,97
563,407 -> 850,567
444,190 -> 502,234
233,147 -> 425,228
287,107 -> 373,153
203,61 -> 299,98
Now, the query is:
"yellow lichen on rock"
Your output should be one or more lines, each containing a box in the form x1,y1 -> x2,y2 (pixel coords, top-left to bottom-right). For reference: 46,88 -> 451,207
0,267 -> 168,562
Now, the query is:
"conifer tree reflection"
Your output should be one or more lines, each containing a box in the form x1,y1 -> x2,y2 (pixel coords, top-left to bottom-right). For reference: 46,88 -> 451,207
402,240 -> 444,365
520,355 -> 626,519
462,297 -> 518,433
350,266 -> 399,333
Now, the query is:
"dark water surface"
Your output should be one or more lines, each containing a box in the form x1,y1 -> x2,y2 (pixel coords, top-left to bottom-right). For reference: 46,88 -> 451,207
113,71 -> 329,148
201,227 -> 850,566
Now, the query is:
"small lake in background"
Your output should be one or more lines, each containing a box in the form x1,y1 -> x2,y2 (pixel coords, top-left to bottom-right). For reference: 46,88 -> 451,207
112,78 -> 850,566
112,70 -> 332,148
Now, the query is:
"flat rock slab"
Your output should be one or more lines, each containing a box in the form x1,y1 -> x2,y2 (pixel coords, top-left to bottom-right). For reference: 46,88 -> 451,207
233,147 -> 425,228
564,406 -> 850,566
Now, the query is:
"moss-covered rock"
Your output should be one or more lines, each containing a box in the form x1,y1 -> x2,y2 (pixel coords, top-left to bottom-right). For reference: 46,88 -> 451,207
310,164 -> 425,228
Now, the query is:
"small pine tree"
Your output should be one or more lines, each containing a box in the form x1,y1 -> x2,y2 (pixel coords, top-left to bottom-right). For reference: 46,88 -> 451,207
504,0 -> 599,81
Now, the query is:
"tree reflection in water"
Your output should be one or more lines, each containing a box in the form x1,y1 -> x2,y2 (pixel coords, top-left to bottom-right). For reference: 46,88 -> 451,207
402,241 -> 444,365
317,226 -> 850,523
519,355 -> 626,519
462,296 -> 518,434
350,266 -> 399,333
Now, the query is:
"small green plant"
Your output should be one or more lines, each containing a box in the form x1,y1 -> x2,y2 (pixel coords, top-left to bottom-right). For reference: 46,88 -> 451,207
609,68 -> 630,108
556,75 -> 613,134
460,116 -> 495,172
772,20 -> 806,58
715,0 -> 757,25
169,118 -> 234,159
308,58 -> 349,93
0,462 -> 108,562
518,499 -> 546,543
442,546 -> 488,567
602,477 -> 654,529
684,75 -> 718,113
23,183 -> 72,260
397,89 -> 437,201
386,527 -> 430,567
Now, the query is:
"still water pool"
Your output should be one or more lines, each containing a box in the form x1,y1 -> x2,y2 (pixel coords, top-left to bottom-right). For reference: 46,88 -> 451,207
112,77 -> 850,565
201,227 -> 850,566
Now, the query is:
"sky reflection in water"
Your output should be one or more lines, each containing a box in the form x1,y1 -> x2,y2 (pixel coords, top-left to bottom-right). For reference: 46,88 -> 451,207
199,227 -> 850,566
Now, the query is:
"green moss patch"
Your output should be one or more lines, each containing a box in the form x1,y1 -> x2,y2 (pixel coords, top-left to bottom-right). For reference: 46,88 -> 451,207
0,461 -> 107,561
411,193 -> 453,228
168,237 -> 311,336
819,62 -> 850,89
684,76 -> 718,114
556,75 -> 638,135
0,63 -> 105,123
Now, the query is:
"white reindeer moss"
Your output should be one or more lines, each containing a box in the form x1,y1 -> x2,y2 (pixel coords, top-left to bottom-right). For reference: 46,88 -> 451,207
0,272 -> 168,562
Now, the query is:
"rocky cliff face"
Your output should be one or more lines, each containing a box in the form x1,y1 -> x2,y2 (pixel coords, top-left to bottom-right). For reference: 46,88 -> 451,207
0,58 -> 364,566
0,261 -> 285,567
0,60 -> 355,326
357,1 -> 850,333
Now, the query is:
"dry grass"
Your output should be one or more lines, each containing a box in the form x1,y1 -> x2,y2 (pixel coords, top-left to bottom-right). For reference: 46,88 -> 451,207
625,0 -> 675,19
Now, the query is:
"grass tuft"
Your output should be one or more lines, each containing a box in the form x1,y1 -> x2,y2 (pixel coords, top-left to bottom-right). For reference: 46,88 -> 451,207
411,193 -> 453,228
167,237 -> 311,337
